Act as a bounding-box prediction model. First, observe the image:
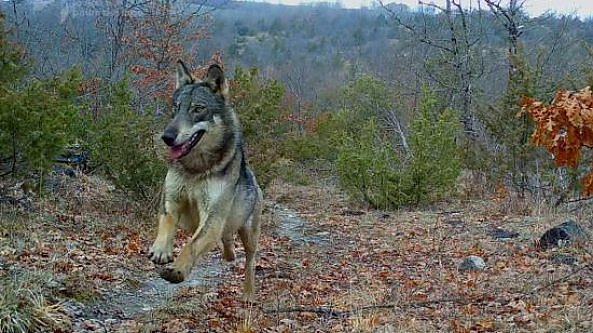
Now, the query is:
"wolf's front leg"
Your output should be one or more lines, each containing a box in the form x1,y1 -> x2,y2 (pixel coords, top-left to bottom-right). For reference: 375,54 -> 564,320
159,215 -> 225,283
149,210 -> 179,265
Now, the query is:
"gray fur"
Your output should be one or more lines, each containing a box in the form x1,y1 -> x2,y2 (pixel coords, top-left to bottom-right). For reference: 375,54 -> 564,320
149,62 -> 262,298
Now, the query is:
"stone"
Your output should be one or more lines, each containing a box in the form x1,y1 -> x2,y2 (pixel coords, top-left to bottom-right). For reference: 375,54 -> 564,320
488,227 -> 519,240
459,255 -> 486,271
549,253 -> 578,265
539,220 -> 590,250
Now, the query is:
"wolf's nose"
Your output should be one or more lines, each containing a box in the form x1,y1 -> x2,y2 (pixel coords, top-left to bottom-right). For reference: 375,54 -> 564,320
161,130 -> 177,147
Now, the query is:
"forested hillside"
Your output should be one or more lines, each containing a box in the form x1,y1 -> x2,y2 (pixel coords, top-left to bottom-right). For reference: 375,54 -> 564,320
2,1 -> 593,332
5,1 -> 593,104
3,0 -> 593,192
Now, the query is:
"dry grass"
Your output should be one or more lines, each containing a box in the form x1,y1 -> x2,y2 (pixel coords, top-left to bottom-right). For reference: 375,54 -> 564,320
1,173 -> 592,332
0,271 -> 69,333
0,173 -> 153,332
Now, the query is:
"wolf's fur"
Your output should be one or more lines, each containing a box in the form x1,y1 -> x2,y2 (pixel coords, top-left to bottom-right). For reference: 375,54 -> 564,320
148,61 -> 262,297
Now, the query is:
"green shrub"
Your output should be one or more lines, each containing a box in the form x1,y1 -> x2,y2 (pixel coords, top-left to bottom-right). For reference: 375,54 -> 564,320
80,78 -> 166,199
322,79 -> 461,208
285,75 -> 395,165
0,13 -> 25,85
405,91 -> 461,204
335,117 -> 403,207
231,66 -> 287,188
0,68 -> 81,174
0,15 -> 81,176
282,112 -> 342,163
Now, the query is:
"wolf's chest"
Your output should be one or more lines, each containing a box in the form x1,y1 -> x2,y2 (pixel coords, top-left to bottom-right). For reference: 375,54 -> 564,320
182,176 -> 229,211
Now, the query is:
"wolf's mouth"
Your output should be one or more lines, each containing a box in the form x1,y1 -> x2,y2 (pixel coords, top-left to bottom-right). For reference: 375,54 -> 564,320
167,130 -> 206,160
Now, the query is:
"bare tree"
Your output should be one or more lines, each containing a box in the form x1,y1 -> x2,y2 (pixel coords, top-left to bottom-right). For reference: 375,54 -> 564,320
7,0 -> 27,39
380,0 -> 486,137
483,0 -> 525,77
89,0 -> 148,79
482,0 -> 570,197
87,0 -> 224,83
283,63 -> 307,132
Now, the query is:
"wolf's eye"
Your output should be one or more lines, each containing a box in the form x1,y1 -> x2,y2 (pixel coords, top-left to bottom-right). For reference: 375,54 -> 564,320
191,104 -> 207,113
171,102 -> 180,118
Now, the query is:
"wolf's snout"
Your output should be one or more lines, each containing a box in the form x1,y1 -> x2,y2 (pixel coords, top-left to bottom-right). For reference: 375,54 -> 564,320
162,129 -> 178,147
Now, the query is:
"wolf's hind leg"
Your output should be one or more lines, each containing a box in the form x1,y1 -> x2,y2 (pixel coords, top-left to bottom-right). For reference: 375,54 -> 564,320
222,234 -> 236,262
239,200 -> 262,298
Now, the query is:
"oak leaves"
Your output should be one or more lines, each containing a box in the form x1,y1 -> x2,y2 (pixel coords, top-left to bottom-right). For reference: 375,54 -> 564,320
522,86 -> 593,194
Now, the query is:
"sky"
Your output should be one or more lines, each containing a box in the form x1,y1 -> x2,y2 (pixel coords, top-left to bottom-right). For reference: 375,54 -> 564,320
262,0 -> 593,17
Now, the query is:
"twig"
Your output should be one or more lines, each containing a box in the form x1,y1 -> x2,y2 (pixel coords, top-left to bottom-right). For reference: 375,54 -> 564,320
266,306 -> 347,318
435,210 -> 462,215
266,297 -> 475,318
529,262 -> 593,295
564,196 -> 593,204
340,209 -> 366,216
266,263 -> 593,318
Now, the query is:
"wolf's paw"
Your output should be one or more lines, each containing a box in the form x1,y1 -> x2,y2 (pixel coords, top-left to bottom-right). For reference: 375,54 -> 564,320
159,266 -> 185,284
148,244 -> 173,265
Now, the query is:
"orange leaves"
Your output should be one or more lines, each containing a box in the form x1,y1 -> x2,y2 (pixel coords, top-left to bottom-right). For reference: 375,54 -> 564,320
119,1 -> 213,100
125,232 -> 142,254
522,86 -> 593,194
580,173 -> 593,194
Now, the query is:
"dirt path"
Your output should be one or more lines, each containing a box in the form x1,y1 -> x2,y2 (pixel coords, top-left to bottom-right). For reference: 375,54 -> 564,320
80,254 -> 226,319
63,201 -> 329,332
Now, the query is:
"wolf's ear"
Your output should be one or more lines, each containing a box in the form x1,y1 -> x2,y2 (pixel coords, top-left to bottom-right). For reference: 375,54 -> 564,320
176,60 -> 194,89
205,64 -> 225,94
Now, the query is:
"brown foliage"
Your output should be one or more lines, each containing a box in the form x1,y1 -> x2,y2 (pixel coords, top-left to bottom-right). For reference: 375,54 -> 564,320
522,86 -> 593,194
122,1 -> 212,99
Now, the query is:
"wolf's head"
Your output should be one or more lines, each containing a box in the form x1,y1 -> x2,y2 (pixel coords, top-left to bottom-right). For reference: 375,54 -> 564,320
162,61 -> 235,167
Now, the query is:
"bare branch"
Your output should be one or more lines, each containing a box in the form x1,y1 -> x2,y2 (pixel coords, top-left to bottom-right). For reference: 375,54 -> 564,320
383,108 -> 410,154
266,263 -> 593,318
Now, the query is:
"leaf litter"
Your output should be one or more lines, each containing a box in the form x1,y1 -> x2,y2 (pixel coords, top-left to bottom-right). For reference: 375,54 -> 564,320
1,175 -> 592,332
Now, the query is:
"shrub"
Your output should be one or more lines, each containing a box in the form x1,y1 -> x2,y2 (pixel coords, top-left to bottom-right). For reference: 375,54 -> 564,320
0,67 -> 82,175
80,77 -> 166,199
333,81 -> 461,208
282,111 -> 343,163
335,117 -> 403,207
285,75 -> 395,164
0,15 -> 82,177
405,90 -> 461,204
231,66 -> 287,188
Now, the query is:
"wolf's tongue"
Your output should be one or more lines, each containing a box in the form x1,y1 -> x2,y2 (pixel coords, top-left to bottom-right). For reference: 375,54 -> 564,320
168,145 -> 186,160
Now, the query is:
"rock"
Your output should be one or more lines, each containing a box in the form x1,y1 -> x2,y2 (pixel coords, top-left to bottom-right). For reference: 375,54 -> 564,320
539,220 -> 590,250
340,209 -> 365,216
459,255 -> 486,271
549,253 -> 578,265
489,227 -> 519,240
53,164 -> 76,177
44,176 -> 62,192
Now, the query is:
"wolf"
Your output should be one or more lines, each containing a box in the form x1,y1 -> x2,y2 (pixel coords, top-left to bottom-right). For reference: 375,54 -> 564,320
148,61 -> 263,297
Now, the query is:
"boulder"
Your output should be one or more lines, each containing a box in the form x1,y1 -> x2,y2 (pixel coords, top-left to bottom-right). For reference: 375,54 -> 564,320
539,220 -> 590,250
459,255 -> 486,271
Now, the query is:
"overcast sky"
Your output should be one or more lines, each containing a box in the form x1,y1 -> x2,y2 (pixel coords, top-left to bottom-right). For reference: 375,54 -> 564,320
262,0 -> 593,17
